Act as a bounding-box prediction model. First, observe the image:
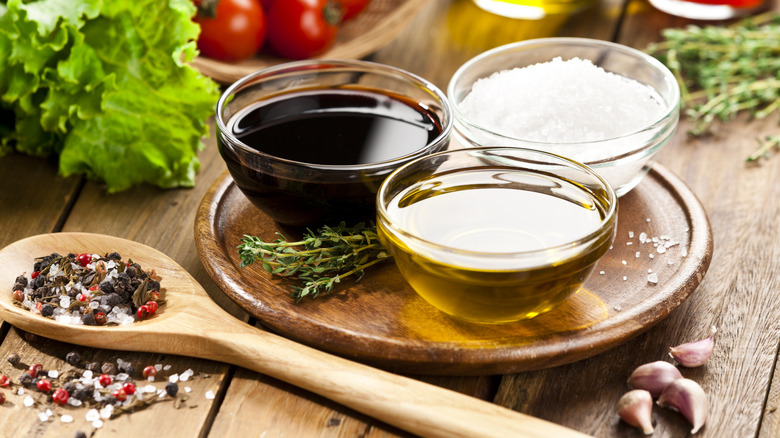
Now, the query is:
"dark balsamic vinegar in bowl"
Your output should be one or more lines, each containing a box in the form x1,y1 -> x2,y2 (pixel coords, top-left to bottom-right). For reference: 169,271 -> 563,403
216,61 -> 452,228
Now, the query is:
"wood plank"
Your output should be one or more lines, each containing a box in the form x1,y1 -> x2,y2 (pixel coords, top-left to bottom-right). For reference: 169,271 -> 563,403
0,154 -> 81,243
0,124 -> 248,436
495,2 -> 780,436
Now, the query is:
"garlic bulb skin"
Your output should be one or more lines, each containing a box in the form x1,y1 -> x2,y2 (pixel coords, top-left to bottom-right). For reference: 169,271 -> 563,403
657,378 -> 709,434
669,326 -> 717,367
628,361 -> 683,398
617,389 -> 655,435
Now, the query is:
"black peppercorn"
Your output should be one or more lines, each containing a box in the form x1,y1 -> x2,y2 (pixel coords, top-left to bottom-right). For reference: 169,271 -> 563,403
101,362 -> 117,375
15,275 -> 28,287
65,351 -> 81,366
165,381 -> 178,396
99,281 -> 113,294
82,313 -> 96,326
40,304 -> 54,317
7,353 -> 21,367
118,361 -> 135,377
72,388 -> 89,401
19,373 -> 33,387
74,431 -> 87,438
86,362 -> 101,373
63,381 -> 78,395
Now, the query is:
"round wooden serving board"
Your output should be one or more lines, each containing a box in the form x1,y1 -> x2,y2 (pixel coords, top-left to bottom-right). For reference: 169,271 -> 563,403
191,0 -> 429,84
195,165 -> 713,376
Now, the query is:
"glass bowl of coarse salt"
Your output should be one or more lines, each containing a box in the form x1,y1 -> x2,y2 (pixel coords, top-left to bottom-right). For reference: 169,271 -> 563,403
447,37 -> 680,196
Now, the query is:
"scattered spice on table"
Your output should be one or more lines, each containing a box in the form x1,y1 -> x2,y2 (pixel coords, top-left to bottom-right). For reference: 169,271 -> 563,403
10,252 -> 165,325
1,349 -> 215,430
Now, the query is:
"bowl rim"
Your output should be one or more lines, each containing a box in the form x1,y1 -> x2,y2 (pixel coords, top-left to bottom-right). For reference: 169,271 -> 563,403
376,146 -> 618,263
215,59 -> 453,172
446,37 -> 681,148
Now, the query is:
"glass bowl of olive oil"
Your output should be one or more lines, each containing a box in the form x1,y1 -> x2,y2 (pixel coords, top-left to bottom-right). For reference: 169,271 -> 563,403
376,147 -> 617,324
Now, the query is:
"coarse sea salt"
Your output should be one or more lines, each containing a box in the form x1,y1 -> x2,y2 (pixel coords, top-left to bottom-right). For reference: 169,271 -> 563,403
460,57 -> 665,147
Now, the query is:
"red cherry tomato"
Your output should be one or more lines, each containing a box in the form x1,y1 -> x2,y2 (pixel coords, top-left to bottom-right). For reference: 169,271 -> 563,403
339,0 -> 370,21
195,0 -> 266,62
267,0 -> 342,59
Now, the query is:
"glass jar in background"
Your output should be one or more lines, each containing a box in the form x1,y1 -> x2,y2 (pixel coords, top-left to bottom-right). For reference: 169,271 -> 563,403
647,0 -> 765,20
472,0 -> 594,20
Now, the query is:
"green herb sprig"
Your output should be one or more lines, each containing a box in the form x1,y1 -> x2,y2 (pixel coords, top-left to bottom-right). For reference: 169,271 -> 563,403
646,13 -> 780,162
238,222 -> 390,301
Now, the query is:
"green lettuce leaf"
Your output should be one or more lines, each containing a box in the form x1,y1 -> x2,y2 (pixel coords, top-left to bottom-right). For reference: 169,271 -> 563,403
0,0 -> 220,192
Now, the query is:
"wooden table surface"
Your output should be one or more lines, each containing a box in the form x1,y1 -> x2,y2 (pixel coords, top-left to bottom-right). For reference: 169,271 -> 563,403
1,0 -> 778,436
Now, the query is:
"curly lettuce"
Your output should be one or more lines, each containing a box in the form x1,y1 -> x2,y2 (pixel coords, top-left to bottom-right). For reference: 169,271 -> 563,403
0,0 -> 220,192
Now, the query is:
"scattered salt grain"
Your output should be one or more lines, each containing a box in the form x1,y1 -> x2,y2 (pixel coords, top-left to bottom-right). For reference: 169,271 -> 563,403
169,374 -> 179,383
626,241 -> 633,246
621,260 -> 627,265
599,271 -> 605,275
48,370 -> 59,379
613,305 -> 623,312
657,246 -> 667,254
155,364 -> 163,371
116,373 -> 129,381
647,273 -> 659,284
646,218 -> 651,222
648,269 -> 653,273
24,396 -> 34,407
61,414 -> 73,423
83,370 -> 93,379
622,276 -> 628,281
143,385 -> 156,393
100,405 -> 113,419
628,231 -> 634,238
163,364 -> 172,371
635,251 -> 641,258
17,388 -> 24,395
649,254 -> 655,259
180,369 -> 194,381
38,412 -> 49,422
185,387 -> 192,393
92,420 -> 104,429
68,398 -> 83,407
85,409 -> 100,422
205,390 -> 215,400
681,248 -> 688,257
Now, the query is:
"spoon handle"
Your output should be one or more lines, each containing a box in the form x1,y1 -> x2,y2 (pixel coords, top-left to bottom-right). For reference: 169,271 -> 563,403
184,312 -> 590,438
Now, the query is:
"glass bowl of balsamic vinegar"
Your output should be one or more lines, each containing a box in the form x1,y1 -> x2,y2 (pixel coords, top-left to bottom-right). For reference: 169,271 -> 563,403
216,60 -> 452,228
377,147 -> 618,324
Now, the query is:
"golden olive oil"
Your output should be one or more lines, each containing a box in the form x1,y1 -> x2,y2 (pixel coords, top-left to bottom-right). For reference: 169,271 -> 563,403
378,167 -> 615,323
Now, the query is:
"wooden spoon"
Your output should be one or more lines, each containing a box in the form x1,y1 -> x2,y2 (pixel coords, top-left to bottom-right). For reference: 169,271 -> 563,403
0,233 -> 589,438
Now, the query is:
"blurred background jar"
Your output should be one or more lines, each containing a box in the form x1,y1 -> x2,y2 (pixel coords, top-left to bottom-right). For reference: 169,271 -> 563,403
647,0 -> 765,20
472,0 -> 595,19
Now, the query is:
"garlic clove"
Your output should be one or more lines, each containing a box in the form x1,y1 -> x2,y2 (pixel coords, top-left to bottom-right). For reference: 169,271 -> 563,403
617,389 -> 655,434
657,378 -> 709,434
628,361 -> 683,398
669,326 -> 717,367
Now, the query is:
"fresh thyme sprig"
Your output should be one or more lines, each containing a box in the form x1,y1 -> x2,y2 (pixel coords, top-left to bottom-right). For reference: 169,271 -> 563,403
237,222 -> 390,301
646,13 -> 780,161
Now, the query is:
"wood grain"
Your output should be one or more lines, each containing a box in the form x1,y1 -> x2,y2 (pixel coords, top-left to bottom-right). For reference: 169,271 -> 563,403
195,166 -> 712,375
0,232 -> 591,438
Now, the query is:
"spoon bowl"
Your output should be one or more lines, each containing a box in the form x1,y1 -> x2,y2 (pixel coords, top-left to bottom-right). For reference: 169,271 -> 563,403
0,232 -> 586,438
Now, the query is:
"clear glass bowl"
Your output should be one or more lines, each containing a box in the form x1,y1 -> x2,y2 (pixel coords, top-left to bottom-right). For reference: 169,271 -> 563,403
376,147 -> 617,323
216,60 -> 452,227
447,38 -> 680,196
